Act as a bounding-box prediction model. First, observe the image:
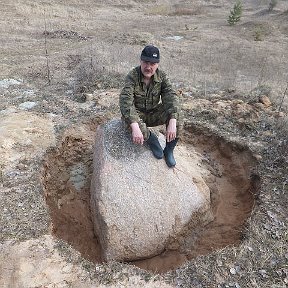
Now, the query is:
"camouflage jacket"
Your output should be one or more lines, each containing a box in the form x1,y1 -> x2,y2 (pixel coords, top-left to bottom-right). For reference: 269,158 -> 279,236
119,66 -> 180,124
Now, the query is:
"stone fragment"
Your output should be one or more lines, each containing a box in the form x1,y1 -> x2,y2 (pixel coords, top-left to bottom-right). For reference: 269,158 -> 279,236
90,119 -> 212,261
259,95 -> 272,107
0,78 -> 22,89
18,101 -> 37,110
276,111 -> 284,117
253,154 -> 262,161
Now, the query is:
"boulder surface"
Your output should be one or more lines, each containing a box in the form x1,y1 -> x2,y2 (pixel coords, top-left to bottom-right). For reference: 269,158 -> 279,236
90,119 -> 212,261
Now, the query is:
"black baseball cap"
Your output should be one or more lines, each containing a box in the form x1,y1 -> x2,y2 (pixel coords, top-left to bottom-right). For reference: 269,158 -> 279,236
140,45 -> 160,63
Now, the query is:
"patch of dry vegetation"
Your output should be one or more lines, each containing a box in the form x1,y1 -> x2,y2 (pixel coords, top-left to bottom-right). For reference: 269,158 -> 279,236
146,3 -> 204,16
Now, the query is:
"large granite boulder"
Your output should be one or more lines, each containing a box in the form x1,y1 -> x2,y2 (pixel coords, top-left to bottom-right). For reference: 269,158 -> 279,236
90,119 -> 212,261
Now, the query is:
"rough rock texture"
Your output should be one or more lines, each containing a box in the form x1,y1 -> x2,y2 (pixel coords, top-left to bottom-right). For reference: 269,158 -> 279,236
90,119 -> 212,261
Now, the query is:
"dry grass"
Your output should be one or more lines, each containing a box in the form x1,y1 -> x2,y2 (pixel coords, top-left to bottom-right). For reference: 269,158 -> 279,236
2,1 -> 288,102
146,3 -> 204,16
146,4 -> 173,16
169,7 -> 204,16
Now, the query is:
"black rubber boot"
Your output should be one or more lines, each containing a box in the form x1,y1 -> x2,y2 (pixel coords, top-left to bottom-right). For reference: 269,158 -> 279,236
146,132 -> 163,159
163,138 -> 178,167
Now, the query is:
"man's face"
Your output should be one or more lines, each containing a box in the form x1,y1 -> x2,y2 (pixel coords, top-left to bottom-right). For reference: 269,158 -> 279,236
140,60 -> 159,79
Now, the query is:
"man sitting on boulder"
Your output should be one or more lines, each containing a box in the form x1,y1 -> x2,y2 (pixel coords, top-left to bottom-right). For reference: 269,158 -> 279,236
119,45 -> 182,167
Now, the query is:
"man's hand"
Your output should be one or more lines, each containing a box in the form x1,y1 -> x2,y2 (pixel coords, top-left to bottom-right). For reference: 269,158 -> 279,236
130,122 -> 144,145
166,118 -> 177,142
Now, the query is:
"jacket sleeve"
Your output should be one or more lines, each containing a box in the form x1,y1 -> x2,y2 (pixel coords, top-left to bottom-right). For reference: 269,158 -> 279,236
119,73 -> 141,124
160,72 -> 180,119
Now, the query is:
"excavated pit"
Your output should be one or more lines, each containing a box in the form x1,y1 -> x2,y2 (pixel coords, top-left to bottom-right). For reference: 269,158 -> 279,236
42,121 -> 259,273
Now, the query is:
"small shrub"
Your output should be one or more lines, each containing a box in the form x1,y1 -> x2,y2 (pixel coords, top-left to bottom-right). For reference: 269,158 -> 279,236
253,25 -> 264,41
228,1 -> 243,26
74,60 -> 125,94
169,5 -> 203,16
268,0 -> 277,12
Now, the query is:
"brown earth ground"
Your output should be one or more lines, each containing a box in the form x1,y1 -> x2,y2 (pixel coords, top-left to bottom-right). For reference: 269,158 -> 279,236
0,0 -> 287,287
